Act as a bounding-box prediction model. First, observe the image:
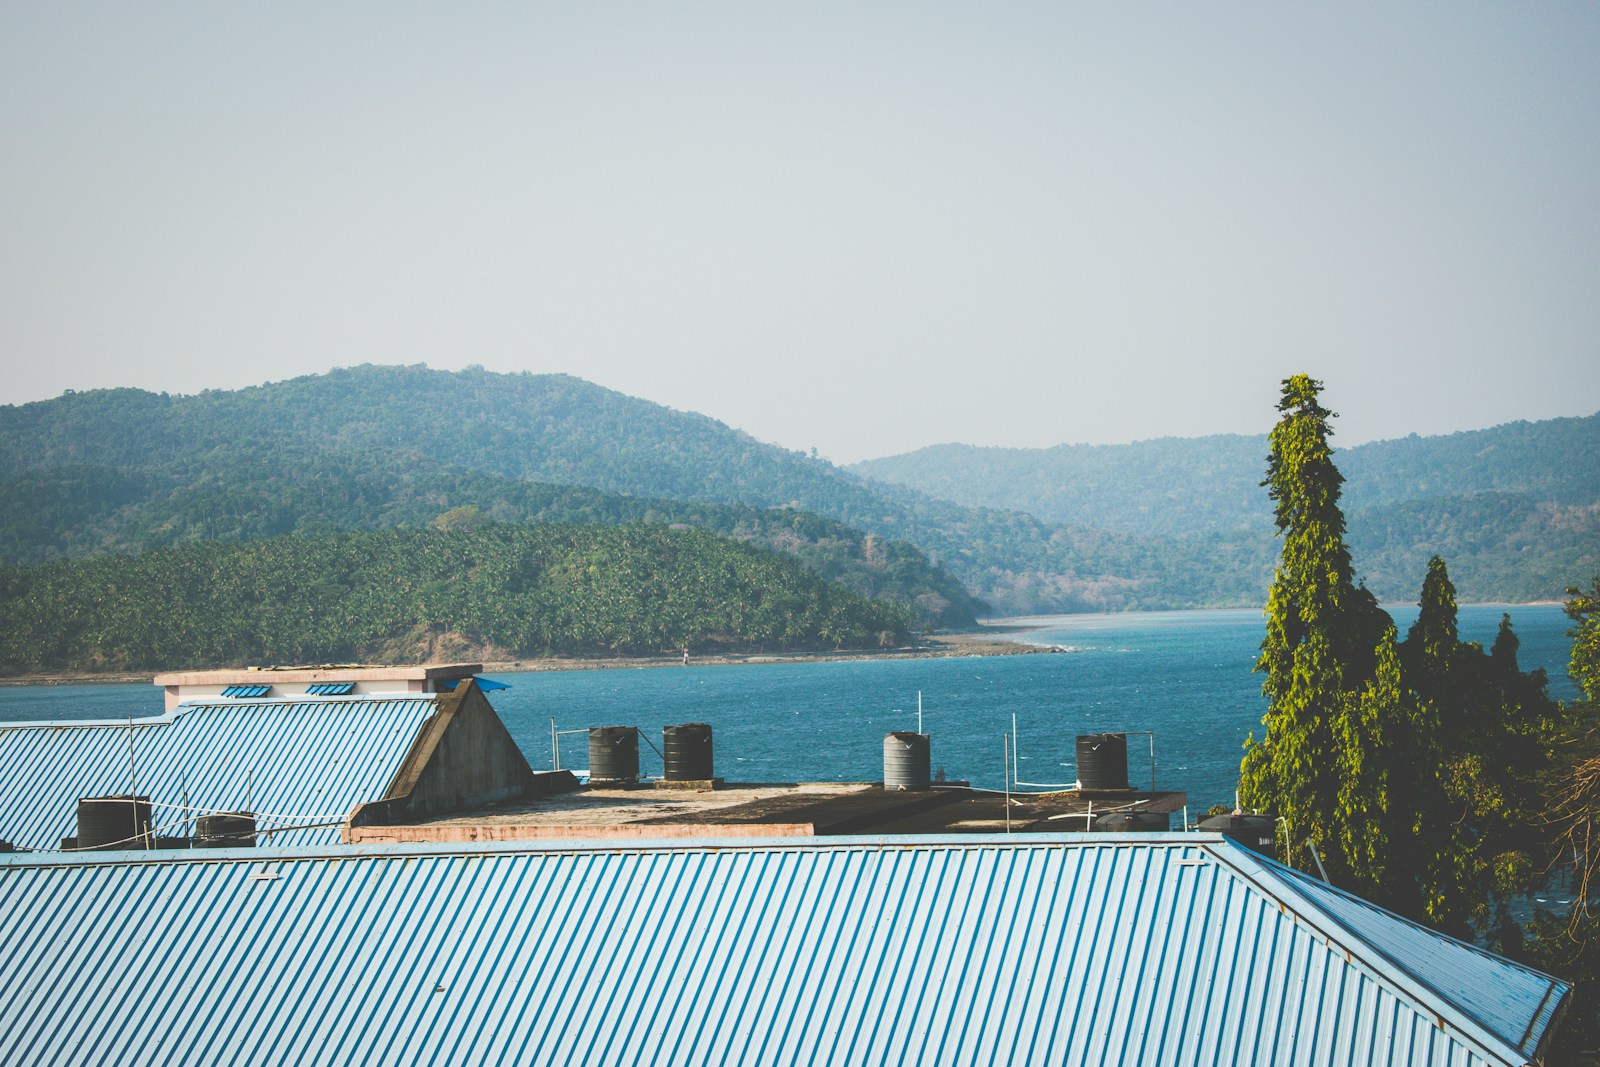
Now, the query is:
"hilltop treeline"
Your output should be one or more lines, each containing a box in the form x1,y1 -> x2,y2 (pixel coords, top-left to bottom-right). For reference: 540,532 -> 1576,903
0,455 -> 984,628
3,365 -> 1594,614
0,524 -> 914,675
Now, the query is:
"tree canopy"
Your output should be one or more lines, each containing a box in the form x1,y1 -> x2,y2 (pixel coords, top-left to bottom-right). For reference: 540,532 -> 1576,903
0,523 -> 916,675
1238,375 -> 1557,940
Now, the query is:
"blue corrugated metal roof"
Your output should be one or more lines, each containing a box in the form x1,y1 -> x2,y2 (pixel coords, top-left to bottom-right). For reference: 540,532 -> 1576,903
0,834 -> 1567,1065
305,682 -> 356,696
0,697 -> 439,849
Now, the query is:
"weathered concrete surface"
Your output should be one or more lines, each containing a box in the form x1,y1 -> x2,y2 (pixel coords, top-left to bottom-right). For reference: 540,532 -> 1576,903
347,821 -> 815,844
347,681 -> 572,828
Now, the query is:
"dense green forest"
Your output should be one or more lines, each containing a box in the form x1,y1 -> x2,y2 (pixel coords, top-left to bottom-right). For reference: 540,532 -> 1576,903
2,365 -> 1592,614
0,454 -> 984,628
0,524 -> 914,674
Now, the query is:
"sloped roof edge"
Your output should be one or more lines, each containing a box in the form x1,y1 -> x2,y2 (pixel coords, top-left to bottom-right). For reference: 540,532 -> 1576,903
1203,834 -> 1568,1065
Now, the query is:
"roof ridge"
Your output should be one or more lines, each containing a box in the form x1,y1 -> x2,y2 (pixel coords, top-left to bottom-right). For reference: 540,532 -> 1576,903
1202,838 -> 1567,1064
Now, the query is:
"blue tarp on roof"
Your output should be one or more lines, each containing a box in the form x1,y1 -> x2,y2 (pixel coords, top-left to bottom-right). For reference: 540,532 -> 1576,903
0,697 -> 439,849
435,676 -> 510,692
0,835 -> 1568,1065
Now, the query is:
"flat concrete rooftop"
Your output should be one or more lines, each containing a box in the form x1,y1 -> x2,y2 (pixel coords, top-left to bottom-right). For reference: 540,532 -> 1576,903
345,778 -> 1188,843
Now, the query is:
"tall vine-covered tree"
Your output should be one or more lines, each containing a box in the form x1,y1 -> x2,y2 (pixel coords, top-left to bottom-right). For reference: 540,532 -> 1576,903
1239,375 -> 1388,879
1239,376 -> 1559,938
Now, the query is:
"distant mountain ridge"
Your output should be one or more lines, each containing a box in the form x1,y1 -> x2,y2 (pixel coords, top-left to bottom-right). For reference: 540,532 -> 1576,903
849,414 -> 1600,537
2,365 -> 1593,614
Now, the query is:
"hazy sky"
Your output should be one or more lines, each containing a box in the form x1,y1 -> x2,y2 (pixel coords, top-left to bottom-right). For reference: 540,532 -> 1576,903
3,4 -> 1597,463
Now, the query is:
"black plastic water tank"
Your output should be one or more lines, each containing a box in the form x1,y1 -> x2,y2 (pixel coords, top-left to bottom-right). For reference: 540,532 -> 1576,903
77,795 -> 153,850
1076,734 -> 1129,791
662,723 -> 714,781
195,812 -> 257,848
883,732 -> 932,791
1092,810 -> 1170,832
1199,813 -> 1278,857
588,726 -> 640,784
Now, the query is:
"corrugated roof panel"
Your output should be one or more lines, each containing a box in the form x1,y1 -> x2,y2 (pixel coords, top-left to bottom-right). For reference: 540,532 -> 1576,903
0,698 -> 438,849
0,836 -> 1565,1066
1270,860 -> 1566,1061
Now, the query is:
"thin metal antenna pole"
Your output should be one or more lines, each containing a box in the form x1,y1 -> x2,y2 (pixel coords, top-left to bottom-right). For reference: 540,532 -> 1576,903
1004,733 -> 1012,834
917,691 -> 923,735
1305,841 -> 1331,883
1012,712 -> 1019,783
551,717 -> 559,771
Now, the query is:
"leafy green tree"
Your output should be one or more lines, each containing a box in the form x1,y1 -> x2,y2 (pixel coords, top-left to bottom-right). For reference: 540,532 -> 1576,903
1333,626 -> 1415,905
1568,577 -> 1600,704
1239,375 -> 1387,878
1237,378 -> 1559,941
1521,578 -> 1600,1056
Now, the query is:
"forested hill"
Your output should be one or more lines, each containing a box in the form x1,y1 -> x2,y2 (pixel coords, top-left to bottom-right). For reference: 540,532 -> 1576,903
0,455 -> 985,629
848,413 -> 1600,536
0,365 -> 1277,615
3,365 -> 1592,614
0,525 -> 914,675
0,366 -> 870,514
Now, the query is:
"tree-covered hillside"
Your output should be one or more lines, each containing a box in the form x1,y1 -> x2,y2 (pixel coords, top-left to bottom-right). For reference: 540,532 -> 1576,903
851,435 -> 1271,537
850,414 -> 1600,536
0,524 -> 914,675
4,365 -> 1589,614
0,453 -> 985,628
0,366 -> 1273,615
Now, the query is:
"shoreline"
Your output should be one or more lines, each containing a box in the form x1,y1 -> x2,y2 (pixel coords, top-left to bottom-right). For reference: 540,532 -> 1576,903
2,598 -> 1559,688
0,630 -> 1059,689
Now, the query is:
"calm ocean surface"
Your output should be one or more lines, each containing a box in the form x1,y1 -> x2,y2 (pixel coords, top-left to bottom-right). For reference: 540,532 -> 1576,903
0,605 -> 1577,814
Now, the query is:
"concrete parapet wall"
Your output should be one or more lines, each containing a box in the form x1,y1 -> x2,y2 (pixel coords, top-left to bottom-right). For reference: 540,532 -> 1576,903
348,681 -> 561,827
346,821 -> 816,844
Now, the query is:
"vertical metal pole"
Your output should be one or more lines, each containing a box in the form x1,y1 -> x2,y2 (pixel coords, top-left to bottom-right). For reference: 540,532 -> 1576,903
1148,733 -> 1156,792
1004,733 -> 1011,835
551,717 -> 559,771
1306,841 -> 1331,883
917,691 -> 923,736
1012,712 -> 1019,783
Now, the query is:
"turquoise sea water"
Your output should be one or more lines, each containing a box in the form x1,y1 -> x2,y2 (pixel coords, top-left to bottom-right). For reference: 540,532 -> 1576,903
0,605 -> 1577,813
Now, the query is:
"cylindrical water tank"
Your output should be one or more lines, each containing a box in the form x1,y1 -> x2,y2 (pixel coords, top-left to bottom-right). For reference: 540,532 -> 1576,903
77,795 -> 153,851
662,723 -> 713,781
1076,734 -> 1129,791
195,812 -> 257,848
883,732 -> 931,791
1199,813 -> 1278,857
588,726 -> 639,784
1092,811 -> 1170,832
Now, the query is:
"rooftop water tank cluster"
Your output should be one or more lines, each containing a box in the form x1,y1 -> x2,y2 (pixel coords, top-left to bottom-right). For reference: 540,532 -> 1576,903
69,795 -> 257,850
586,723 -> 716,785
